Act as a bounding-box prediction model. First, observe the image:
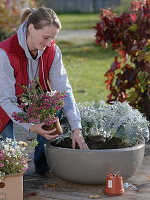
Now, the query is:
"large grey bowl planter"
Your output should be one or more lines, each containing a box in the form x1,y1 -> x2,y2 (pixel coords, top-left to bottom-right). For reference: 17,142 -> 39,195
45,142 -> 145,185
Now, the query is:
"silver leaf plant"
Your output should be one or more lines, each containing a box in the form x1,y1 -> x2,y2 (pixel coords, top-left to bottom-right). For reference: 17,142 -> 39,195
61,101 -> 149,146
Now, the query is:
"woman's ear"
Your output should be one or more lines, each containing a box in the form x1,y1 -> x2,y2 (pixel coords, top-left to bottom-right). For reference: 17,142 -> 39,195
28,24 -> 34,32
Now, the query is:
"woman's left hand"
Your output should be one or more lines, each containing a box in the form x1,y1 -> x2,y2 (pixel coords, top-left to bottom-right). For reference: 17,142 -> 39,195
71,129 -> 89,150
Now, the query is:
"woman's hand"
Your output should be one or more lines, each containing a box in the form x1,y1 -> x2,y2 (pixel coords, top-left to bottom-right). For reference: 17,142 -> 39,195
29,123 -> 58,140
71,129 -> 89,150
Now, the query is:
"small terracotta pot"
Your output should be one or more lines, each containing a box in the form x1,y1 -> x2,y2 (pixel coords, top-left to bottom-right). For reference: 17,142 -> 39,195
104,174 -> 124,196
42,118 -> 63,135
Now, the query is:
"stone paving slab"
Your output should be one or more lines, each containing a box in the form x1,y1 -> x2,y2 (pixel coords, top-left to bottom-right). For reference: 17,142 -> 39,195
23,154 -> 150,200
14,125 -> 150,200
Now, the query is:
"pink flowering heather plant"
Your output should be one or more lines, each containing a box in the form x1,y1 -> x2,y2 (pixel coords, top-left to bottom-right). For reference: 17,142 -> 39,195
12,79 -> 66,126
0,138 -> 38,180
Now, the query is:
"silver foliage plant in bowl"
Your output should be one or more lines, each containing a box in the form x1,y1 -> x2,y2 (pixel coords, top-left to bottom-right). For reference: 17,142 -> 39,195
45,101 -> 150,185
60,101 -> 149,148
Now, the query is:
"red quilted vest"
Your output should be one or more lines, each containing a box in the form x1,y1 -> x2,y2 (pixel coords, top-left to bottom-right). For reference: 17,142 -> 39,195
0,33 -> 56,132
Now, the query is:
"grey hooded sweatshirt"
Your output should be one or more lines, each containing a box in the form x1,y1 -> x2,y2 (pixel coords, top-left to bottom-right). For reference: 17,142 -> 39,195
0,22 -> 82,132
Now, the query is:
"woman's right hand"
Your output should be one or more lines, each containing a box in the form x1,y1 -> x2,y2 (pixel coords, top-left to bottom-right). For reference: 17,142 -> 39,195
29,123 -> 58,140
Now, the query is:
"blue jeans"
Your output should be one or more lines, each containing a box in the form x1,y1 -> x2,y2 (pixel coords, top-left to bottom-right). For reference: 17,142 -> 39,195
34,135 -> 49,174
1,120 -> 15,140
34,109 -> 62,174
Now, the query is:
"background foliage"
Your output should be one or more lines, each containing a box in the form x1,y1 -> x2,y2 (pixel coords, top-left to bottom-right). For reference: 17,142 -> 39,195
0,0 -> 38,41
95,0 -> 150,119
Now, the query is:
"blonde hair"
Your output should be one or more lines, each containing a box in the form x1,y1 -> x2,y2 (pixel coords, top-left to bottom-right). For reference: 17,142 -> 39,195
20,7 -> 62,29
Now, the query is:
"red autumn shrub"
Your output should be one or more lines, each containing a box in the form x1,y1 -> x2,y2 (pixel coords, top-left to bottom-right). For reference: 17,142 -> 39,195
95,0 -> 150,119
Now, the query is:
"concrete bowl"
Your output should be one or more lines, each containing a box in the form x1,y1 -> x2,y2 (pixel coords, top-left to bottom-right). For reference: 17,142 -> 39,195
45,142 -> 145,185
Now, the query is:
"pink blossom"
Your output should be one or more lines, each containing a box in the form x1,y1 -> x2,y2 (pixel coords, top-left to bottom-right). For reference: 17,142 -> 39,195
11,79 -> 66,125
0,153 -> 5,160
0,163 -> 5,168
22,167 -> 28,172
20,161 -> 27,164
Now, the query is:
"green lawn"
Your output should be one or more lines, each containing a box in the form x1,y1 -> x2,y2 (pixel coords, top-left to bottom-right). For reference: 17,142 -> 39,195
57,40 -> 117,102
55,13 -> 117,103
57,13 -> 100,30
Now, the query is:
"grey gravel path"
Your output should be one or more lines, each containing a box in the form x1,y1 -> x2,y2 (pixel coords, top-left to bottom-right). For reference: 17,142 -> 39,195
57,29 -> 96,41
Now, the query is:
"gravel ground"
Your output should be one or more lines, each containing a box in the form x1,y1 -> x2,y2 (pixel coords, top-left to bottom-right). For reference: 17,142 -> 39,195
56,29 -> 96,41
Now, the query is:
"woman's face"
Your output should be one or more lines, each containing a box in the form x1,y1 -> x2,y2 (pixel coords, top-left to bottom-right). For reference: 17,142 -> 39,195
27,24 -> 59,51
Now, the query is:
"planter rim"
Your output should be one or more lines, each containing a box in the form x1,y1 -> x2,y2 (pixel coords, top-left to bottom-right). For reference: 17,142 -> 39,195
47,141 -> 145,152
4,173 -> 23,178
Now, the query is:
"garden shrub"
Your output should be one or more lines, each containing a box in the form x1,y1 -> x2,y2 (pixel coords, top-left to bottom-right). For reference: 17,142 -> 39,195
95,0 -> 150,119
0,0 -> 38,41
